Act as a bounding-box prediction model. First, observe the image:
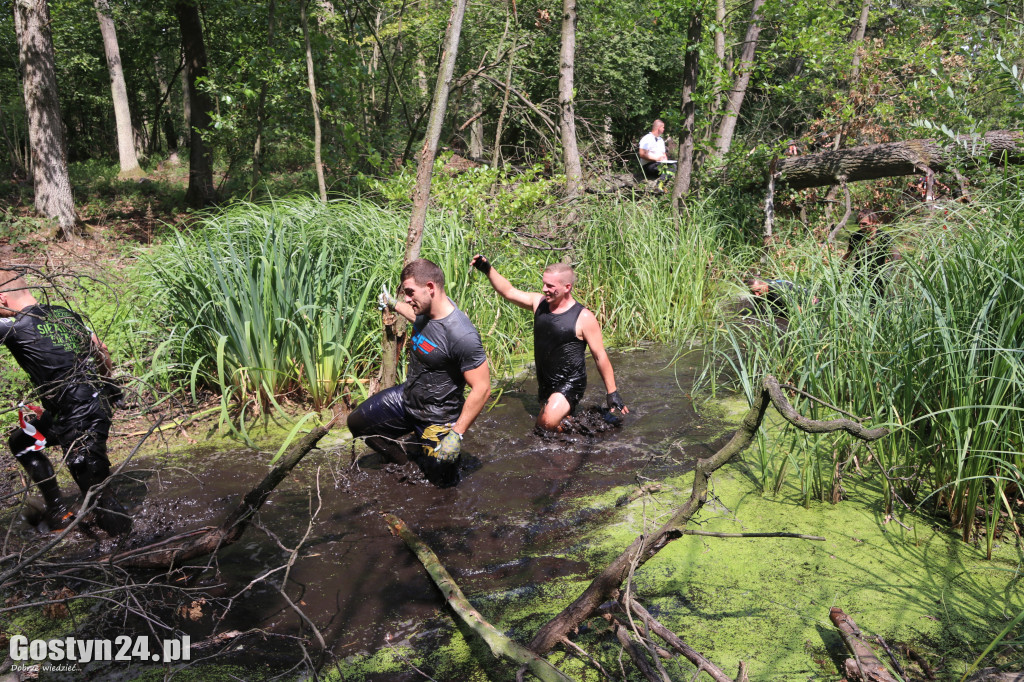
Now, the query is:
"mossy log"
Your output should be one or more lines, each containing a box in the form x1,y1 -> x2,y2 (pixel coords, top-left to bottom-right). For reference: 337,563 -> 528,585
529,375 -> 890,655
829,607 -> 899,682
775,130 -> 1024,190
383,513 -> 573,682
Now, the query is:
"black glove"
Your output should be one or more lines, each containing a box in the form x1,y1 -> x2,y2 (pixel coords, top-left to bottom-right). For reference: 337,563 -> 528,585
606,390 -> 626,412
471,255 -> 491,275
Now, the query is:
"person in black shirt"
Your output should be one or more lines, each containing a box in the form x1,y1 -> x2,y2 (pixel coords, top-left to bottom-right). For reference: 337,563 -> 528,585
845,211 -> 901,297
745,278 -> 817,319
471,256 -> 627,431
347,259 -> 490,482
0,270 -> 129,534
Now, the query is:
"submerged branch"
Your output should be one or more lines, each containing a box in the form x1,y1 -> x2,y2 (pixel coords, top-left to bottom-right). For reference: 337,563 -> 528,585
681,530 -> 825,540
107,421 -> 334,569
383,513 -> 572,682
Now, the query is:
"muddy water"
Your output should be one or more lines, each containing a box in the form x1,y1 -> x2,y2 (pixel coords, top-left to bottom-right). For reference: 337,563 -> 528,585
114,346 -> 734,665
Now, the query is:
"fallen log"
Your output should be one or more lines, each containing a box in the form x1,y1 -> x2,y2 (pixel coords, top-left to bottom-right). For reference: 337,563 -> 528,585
775,130 -> 1024,190
383,513 -> 573,682
529,375 -> 889,655
107,423 -> 333,569
829,607 -> 898,682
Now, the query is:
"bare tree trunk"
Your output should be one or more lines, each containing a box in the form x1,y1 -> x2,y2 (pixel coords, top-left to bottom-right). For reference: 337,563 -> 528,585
180,55 -> 190,131
153,52 -> 181,164
469,80 -> 483,158
404,0 -> 469,263
176,0 -> 216,207
672,11 -> 701,208
94,0 -> 144,180
832,0 -> 872,152
382,0 -> 468,390
711,0 -> 725,118
14,0 -> 80,239
416,55 -> 430,101
558,0 -> 582,198
491,11 -> 517,168
712,0 -> 765,158
301,0 -> 327,202
849,0 -> 871,84
252,0 -> 277,191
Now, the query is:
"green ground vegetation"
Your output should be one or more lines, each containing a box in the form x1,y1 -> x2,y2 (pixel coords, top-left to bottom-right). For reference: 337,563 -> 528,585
328,461 -> 1024,680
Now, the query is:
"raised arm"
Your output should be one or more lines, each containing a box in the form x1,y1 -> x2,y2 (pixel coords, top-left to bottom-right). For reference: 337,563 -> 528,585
578,310 -> 629,414
471,256 -> 541,311
90,333 -> 114,377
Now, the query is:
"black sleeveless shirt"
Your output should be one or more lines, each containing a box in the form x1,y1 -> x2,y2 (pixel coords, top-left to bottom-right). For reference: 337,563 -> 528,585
533,300 -> 587,405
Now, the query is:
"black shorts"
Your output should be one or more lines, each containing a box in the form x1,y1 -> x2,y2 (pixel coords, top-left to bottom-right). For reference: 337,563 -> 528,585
539,382 -> 585,415
347,385 -> 432,443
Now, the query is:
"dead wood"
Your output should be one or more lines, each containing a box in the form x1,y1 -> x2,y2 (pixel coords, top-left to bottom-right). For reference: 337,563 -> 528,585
775,130 -> 1024,190
622,596 -> 734,682
681,530 -> 825,540
966,669 -> 1024,682
607,615 -> 663,682
829,607 -> 898,682
383,513 -> 573,682
529,375 -> 889,655
106,424 -> 332,569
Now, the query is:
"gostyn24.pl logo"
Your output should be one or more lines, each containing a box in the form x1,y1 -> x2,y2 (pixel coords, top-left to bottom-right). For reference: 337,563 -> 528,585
9,635 -> 191,664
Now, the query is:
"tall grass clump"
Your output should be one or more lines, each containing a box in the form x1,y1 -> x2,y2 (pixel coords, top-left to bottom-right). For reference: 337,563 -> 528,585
141,196 -> 546,421
574,198 -> 734,344
710,191 -> 1024,555
143,197 -> 401,418
141,190 -> 739,432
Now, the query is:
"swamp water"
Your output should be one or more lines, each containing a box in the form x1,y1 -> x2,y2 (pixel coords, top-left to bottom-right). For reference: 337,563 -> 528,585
20,346 -> 1023,680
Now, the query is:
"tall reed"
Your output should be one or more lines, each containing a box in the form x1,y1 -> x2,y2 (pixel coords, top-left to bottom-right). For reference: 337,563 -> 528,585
143,195 -> 732,430
709,193 -> 1024,555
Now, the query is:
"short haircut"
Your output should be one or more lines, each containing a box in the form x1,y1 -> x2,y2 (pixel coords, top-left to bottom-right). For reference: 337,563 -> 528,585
0,269 -> 29,293
857,211 -> 880,225
401,258 -> 445,290
544,262 -> 576,285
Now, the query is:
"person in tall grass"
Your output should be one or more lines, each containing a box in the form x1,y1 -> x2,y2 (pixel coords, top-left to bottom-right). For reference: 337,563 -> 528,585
744,278 -> 817,319
470,256 -> 628,431
0,269 -> 130,534
845,211 -> 901,296
348,259 -> 490,482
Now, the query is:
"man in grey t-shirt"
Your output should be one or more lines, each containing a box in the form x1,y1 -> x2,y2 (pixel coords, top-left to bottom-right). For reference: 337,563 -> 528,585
347,259 -> 489,482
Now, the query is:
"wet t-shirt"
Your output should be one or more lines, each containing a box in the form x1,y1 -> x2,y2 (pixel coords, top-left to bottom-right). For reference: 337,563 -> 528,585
0,305 -> 108,432
403,304 -> 487,426
0,305 -> 92,396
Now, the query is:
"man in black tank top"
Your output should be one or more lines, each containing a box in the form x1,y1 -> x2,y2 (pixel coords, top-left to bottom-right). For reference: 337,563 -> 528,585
0,270 -> 130,534
471,256 -> 628,431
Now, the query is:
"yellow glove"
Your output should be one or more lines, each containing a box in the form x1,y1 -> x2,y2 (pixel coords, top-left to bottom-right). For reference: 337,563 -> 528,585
421,424 -> 462,463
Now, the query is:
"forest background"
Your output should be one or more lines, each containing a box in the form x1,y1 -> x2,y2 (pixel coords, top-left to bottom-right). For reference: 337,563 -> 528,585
1,0 -> 1024,679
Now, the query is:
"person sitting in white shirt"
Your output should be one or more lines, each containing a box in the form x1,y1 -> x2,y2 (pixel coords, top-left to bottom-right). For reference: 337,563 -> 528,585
638,119 -> 668,179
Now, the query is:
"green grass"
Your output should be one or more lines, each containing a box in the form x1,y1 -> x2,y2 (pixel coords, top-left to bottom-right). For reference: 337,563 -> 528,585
140,193 -> 730,431
707,184 -> 1024,557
